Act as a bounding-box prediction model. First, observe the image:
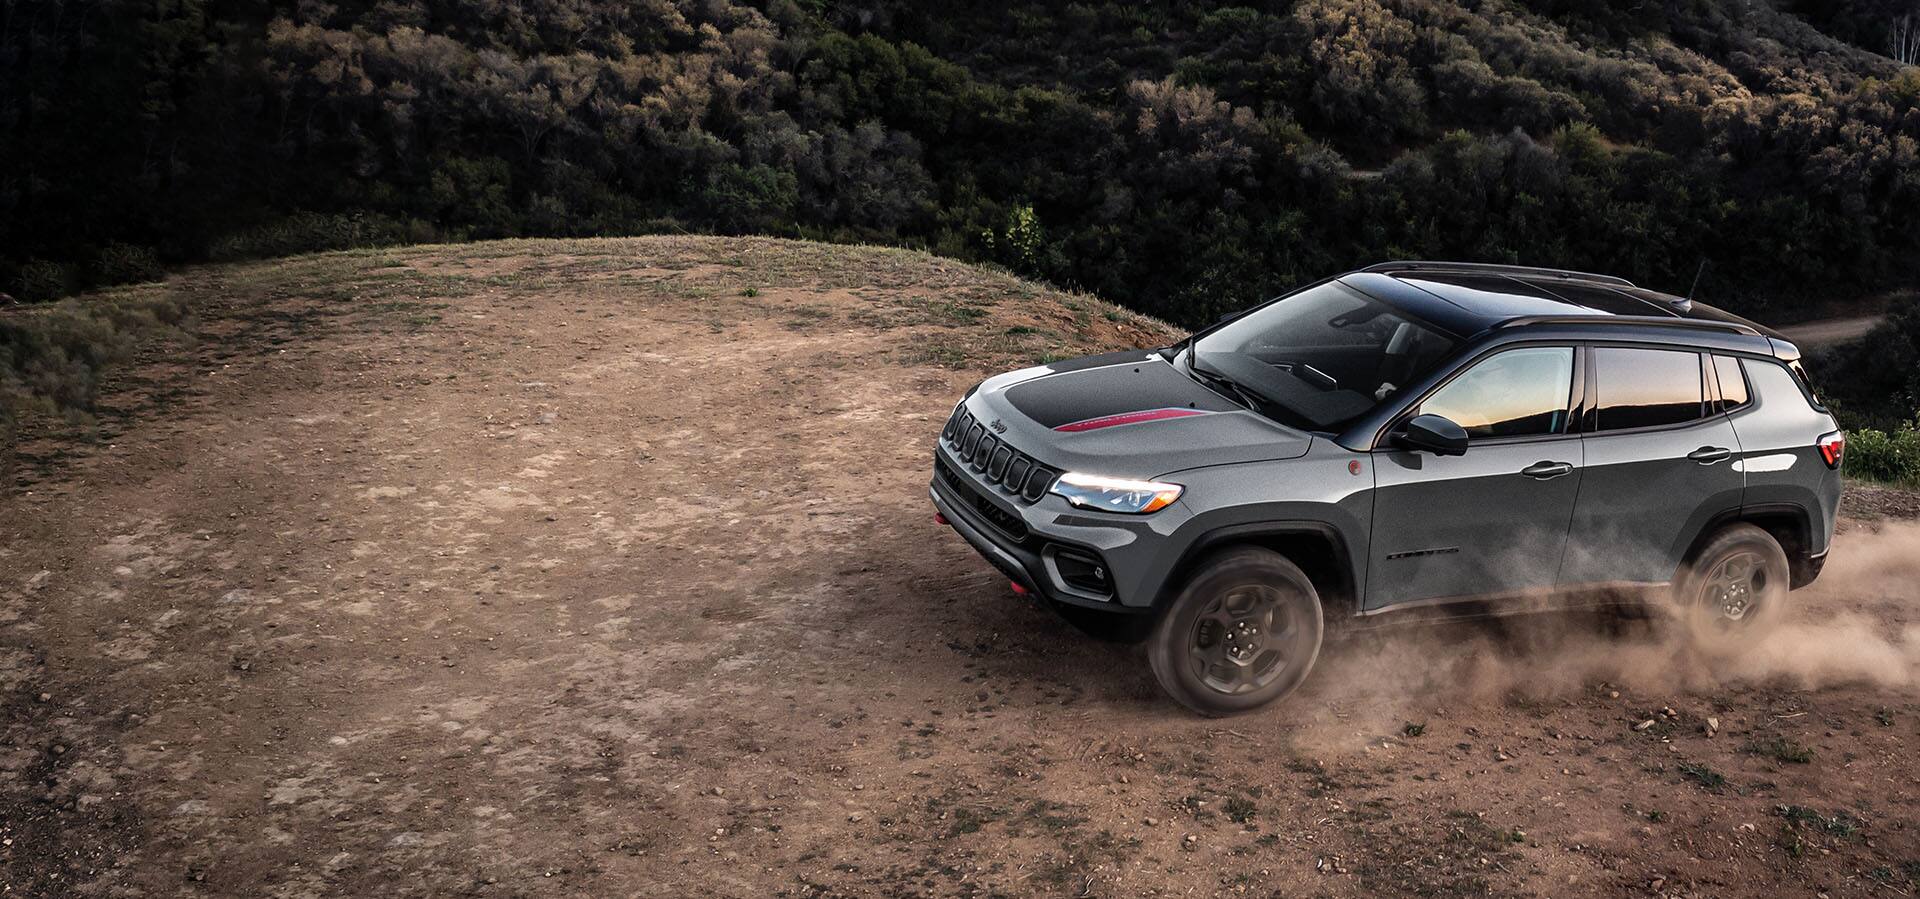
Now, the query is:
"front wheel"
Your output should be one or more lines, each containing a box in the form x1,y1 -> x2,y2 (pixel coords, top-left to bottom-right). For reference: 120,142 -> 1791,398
1146,548 -> 1324,716
1673,523 -> 1790,654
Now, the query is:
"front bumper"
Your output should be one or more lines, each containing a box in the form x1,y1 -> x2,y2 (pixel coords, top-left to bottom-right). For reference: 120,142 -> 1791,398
929,451 -> 1175,612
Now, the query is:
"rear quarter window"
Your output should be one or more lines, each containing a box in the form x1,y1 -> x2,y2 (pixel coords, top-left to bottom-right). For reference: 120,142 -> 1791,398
1786,360 -> 1827,410
1747,358 -> 1822,413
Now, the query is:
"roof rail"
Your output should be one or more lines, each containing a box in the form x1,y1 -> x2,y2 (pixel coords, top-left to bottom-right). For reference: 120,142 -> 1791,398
1362,260 -> 1636,288
1492,314 -> 1760,336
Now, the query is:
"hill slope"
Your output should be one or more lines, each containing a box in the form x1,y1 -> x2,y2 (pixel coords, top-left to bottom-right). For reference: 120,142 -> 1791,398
5,238 -> 1920,897
6,0 -> 1917,324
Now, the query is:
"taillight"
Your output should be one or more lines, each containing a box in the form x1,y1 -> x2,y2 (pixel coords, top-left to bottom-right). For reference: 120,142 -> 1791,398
1817,431 -> 1845,469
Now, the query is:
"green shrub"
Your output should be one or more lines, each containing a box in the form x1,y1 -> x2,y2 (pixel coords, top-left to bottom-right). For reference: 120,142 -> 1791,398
91,243 -> 165,287
1844,423 -> 1920,485
208,212 -> 409,262
12,260 -> 77,303
0,290 -> 189,437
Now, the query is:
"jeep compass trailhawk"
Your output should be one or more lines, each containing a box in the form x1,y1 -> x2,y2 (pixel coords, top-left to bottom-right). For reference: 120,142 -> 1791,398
930,262 -> 1843,715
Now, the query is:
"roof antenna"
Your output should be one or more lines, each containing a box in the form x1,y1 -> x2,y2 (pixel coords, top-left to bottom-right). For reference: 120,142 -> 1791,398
1680,259 -> 1707,312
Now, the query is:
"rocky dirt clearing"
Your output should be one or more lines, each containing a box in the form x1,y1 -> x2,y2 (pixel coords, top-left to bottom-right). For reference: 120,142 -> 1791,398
4,237 -> 1920,898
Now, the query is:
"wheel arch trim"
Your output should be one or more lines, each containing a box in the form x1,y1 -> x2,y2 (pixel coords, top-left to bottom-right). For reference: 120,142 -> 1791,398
1153,520 -> 1362,616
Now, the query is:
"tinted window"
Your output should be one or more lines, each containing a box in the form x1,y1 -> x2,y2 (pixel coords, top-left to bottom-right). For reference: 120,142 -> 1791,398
1593,347 -> 1704,431
1713,355 -> 1748,408
1419,346 -> 1573,439
1191,282 -> 1458,431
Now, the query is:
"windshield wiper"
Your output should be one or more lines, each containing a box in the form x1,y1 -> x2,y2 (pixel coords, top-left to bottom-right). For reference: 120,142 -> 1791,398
1270,360 -> 1338,391
1187,355 -> 1272,413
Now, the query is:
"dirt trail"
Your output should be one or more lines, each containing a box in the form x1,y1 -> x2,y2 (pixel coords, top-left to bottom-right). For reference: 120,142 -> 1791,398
1777,315 -> 1885,348
4,238 -> 1920,898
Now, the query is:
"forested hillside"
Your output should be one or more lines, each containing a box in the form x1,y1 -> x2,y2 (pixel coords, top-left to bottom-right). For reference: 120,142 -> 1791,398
3,0 -> 1916,326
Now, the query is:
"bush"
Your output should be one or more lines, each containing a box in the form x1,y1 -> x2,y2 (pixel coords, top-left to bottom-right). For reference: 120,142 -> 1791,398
1844,422 -> 1920,485
11,260 -> 77,303
208,212 -> 409,262
0,290 -> 190,436
91,243 -> 165,287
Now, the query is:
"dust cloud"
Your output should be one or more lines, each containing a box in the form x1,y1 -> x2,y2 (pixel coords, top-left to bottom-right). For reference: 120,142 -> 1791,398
1294,521 -> 1920,744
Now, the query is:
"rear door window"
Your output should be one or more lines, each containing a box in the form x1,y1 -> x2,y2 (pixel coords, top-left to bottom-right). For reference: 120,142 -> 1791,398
1591,347 -> 1705,431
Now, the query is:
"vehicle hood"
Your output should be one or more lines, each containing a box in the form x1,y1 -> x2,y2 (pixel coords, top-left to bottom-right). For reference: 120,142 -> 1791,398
964,350 -> 1314,479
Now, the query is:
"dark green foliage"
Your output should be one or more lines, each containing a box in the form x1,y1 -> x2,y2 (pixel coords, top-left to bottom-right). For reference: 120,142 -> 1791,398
1811,306 -> 1920,429
1743,736 -> 1816,764
1843,424 -> 1920,485
2,0 -> 1917,330
0,291 -> 190,433
1678,761 -> 1727,791
1777,804 -> 1865,838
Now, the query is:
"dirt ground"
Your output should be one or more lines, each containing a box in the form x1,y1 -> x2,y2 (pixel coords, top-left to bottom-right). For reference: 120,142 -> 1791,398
4,237 -> 1920,898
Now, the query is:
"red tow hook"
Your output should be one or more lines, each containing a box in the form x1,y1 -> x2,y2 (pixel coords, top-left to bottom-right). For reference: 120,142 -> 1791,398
1009,581 -> 1029,596
934,512 -> 950,526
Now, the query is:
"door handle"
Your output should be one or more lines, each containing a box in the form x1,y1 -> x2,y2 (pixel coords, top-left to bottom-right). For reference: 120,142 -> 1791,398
1687,446 -> 1733,464
1520,461 -> 1574,480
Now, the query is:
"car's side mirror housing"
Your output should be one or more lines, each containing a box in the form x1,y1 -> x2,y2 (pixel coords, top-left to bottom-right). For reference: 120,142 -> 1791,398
1395,413 -> 1469,456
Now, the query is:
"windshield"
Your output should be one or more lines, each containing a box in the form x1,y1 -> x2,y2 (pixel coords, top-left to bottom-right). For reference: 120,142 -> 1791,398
1186,281 -> 1458,432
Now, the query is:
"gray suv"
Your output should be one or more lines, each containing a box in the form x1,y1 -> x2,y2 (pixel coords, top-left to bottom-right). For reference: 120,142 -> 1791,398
930,262 -> 1844,715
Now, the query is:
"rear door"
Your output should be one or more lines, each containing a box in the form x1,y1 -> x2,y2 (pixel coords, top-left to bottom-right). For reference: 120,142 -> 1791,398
1560,346 -> 1745,586
1366,344 -> 1584,609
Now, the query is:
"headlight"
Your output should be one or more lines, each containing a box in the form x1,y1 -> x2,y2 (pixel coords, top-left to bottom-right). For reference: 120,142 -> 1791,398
1049,472 -> 1183,514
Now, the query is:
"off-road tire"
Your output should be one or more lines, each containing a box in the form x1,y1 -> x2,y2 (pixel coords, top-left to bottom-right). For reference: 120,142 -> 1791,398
1147,547 -> 1324,716
1673,523 -> 1790,655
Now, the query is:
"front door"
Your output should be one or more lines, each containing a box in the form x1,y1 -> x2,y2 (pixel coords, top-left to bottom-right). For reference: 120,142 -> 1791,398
1366,345 -> 1584,610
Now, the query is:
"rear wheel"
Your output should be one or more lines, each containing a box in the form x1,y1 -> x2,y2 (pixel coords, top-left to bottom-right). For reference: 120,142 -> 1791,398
1146,548 -> 1324,716
1673,523 -> 1790,654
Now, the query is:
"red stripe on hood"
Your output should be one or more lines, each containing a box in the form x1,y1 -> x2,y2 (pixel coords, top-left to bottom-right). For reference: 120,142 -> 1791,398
1054,407 -> 1211,432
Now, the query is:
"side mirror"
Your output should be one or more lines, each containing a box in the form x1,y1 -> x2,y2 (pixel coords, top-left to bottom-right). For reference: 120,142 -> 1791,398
1395,414 -> 1468,456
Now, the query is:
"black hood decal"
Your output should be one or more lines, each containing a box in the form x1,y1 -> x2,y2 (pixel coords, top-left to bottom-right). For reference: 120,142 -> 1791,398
1005,356 -> 1237,429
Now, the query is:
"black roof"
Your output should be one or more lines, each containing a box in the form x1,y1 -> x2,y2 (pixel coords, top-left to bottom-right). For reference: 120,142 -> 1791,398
1339,262 -> 1779,344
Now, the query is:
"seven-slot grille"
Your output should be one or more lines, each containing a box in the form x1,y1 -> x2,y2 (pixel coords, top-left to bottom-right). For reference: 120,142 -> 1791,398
942,405 -> 1060,504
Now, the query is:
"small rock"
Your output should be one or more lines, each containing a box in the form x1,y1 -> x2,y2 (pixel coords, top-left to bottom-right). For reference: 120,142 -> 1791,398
847,813 -> 863,823
36,693 -> 51,704
1632,719 -> 1656,732
1705,717 -> 1720,737
1608,691 -> 1620,699
1184,834 -> 1197,843
1144,817 -> 1159,826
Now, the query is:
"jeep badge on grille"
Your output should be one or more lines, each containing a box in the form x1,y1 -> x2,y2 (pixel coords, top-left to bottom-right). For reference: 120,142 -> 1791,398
989,418 -> 1007,434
